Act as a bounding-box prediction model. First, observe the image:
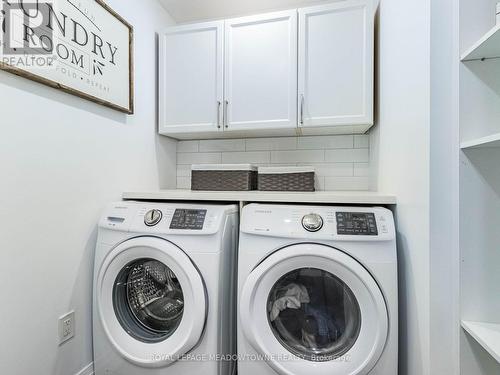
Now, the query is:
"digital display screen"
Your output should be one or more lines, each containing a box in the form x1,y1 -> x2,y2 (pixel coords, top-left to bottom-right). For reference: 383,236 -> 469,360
170,209 -> 207,230
336,212 -> 378,236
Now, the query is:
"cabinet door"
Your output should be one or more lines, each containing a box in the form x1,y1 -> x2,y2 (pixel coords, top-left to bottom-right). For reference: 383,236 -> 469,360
159,21 -> 224,136
298,0 -> 374,129
224,10 -> 298,132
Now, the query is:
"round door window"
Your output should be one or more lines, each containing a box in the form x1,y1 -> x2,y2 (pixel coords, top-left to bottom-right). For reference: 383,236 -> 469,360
113,258 -> 184,343
267,268 -> 361,362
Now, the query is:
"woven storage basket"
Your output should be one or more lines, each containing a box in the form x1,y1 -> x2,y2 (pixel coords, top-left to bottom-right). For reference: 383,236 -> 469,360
191,164 -> 258,191
258,167 -> 315,192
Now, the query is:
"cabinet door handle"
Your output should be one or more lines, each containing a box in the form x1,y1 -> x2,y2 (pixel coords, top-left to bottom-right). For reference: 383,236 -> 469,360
217,101 -> 222,129
224,100 -> 229,128
300,94 -> 305,125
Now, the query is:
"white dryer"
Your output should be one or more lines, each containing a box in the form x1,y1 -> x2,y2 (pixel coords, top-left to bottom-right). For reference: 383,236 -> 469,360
238,204 -> 398,375
93,201 -> 238,375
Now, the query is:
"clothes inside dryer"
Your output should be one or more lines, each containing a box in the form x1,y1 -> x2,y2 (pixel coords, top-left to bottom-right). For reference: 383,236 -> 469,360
267,268 -> 361,361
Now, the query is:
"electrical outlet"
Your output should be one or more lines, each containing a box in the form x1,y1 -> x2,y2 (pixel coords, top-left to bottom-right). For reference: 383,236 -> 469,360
59,311 -> 75,345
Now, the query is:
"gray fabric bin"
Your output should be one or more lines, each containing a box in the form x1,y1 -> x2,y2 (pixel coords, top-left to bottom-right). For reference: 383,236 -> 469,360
191,164 -> 258,191
258,166 -> 316,192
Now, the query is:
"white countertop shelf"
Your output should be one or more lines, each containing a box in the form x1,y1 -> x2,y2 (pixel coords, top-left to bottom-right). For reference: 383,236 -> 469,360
462,321 -> 500,363
123,190 -> 397,205
461,24 -> 500,61
461,133 -> 500,149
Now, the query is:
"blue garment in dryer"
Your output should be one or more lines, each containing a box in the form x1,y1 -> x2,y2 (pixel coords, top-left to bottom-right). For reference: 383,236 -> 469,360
304,304 -> 340,341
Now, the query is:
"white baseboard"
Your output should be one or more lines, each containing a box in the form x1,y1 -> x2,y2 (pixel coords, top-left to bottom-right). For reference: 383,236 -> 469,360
75,363 -> 94,375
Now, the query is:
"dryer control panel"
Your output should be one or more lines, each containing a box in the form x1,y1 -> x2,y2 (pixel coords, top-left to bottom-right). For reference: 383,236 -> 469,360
241,204 -> 395,241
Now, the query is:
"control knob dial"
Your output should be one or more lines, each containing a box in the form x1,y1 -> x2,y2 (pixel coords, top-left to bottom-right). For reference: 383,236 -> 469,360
144,209 -> 163,227
302,213 -> 324,232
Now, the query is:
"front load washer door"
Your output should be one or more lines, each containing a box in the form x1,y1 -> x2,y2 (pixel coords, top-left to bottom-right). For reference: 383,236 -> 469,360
240,243 -> 388,375
97,237 -> 207,368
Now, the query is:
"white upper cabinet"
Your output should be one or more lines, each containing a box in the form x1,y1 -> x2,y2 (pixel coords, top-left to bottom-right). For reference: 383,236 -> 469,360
224,10 -> 298,133
158,1 -> 375,139
159,21 -> 224,136
298,0 -> 374,133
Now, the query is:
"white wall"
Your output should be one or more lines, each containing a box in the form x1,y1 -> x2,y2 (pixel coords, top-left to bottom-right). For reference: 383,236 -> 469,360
160,0 -> 333,23
0,1 -> 176,374
371,0 -> 431,374
429,0 -> 460,373
176,136 -> 372,191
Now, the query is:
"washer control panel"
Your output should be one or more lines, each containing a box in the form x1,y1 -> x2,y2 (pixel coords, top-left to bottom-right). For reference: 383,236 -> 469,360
100,202 -> 238,235
336,212 -> 378,236
169,209 -> 207,230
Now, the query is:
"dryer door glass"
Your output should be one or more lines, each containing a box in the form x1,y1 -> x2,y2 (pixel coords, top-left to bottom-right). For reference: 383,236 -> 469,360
113,258 -> 184,343
267,268 -> 361,361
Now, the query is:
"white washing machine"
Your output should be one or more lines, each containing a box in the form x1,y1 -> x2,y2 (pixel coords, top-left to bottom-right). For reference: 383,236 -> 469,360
93,201 -> 239,375
238,204 -> 398,375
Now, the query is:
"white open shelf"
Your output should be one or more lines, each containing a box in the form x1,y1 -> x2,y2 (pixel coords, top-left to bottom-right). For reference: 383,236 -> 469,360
123,190 -> 397,205
461,132 -> 500,149
462,321 -> 500,363
461,23 -> 500,61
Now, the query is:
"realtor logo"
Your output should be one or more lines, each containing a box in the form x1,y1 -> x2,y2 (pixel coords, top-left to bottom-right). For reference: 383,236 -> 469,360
1,0 -> 56,67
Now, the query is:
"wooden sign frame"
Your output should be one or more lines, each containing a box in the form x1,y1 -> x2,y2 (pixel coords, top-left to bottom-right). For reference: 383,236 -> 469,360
0,0 -> 134,114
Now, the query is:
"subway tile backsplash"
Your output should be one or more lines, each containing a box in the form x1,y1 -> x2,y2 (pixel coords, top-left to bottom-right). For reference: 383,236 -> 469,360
176,135 -> 372,191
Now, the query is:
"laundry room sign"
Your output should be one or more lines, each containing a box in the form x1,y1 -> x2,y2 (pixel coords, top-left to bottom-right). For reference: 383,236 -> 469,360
0,0 -> 134,114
